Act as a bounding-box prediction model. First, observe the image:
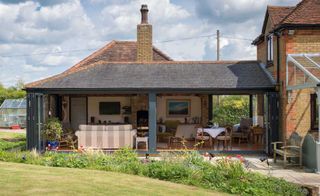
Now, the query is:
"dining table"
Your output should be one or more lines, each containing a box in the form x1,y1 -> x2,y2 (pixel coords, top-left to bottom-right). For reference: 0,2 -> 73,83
197,127 -> 226,138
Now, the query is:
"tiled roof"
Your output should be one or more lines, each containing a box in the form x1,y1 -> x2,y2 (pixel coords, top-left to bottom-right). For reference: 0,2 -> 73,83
267,6 -> 294,28
253,0 -> 320,45
25,61 -> 275,90
26,40 -> 172,88
280,0 -> 320,25
67,40 -> 172,73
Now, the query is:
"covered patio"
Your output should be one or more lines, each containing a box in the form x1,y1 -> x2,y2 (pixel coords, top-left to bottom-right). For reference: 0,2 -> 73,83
26,61 -> 278,154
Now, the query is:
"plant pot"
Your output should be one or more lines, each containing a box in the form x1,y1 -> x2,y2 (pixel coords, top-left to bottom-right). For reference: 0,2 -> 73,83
47,141 -> 59,150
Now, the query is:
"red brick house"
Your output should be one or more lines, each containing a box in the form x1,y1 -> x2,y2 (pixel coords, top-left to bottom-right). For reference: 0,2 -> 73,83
252,0 -> 320,170
253,0 -> 320,137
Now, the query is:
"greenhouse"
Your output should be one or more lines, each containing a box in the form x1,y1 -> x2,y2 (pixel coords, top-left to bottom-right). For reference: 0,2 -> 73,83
0,99 -> 26,128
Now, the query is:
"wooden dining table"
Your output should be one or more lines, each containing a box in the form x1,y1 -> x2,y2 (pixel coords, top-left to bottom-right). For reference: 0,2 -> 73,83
198,127 -> 226,138
197,127 -> 226,149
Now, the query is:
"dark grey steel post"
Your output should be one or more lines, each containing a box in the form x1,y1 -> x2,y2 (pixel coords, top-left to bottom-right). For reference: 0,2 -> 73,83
148,92 -> 157,153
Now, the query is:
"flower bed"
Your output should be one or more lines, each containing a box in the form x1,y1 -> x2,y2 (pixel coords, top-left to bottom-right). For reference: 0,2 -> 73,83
0,149 -> 308,196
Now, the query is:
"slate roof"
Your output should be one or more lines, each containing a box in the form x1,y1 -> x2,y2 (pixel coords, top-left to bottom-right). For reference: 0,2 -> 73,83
26,61 -> 275,91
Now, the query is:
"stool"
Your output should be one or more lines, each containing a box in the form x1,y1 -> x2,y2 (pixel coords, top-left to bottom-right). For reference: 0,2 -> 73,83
136,137 -> 148,150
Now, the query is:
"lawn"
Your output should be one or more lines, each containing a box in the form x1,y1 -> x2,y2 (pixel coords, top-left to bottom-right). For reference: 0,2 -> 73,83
0,161 -> 226,196
0,131 -> 26,151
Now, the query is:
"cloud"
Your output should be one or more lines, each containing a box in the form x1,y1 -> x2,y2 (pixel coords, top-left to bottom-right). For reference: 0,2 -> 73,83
0,0 -> 101,86
100,0 -> 190,36
0,0 -> 302,86
0,0 -> 72,6
23,64 -> 47,72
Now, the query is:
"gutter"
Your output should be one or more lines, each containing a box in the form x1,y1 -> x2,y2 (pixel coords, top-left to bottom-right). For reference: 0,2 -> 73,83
24,87 -> 277,94
272,24 -> 320,34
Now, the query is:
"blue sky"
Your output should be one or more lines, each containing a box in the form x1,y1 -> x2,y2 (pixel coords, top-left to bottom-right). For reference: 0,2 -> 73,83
0,0 -> 300,87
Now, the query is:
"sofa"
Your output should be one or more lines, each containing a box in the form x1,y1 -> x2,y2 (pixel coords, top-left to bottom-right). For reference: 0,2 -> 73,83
75,124 -> 136,149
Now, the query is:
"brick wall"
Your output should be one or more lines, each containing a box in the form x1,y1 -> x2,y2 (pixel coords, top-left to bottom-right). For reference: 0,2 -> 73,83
286,30 -> 320,54
284,88 -> 315,137
130,95 -> 148,128
256,17 -> 276,77
257,26 -> 320,139
200,95 -> 209,126
137,24 -> 153,62
280,29 -> 320,138
257,40 -> 266,64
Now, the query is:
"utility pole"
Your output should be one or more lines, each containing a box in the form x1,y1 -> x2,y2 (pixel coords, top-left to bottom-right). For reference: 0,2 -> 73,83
216,29 -> 220,61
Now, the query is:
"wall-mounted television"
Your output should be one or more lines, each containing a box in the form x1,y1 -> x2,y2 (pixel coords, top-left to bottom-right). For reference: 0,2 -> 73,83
99,102 -> 121,115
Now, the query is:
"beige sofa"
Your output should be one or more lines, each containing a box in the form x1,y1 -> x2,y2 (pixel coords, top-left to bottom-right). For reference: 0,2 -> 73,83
75,124 -> 136,149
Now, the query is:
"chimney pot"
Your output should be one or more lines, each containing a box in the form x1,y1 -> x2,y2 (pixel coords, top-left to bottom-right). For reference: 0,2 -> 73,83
137,4 -> 152,62
140,4 -> 149,24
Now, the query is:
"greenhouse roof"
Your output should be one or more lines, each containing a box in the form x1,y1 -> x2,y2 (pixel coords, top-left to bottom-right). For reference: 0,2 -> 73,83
286,53 -> 320,91
0,99 -> 26,109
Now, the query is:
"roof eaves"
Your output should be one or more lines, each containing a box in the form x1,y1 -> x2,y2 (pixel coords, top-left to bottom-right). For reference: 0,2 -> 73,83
252,34 -> 265,45
271,23 -> 320,33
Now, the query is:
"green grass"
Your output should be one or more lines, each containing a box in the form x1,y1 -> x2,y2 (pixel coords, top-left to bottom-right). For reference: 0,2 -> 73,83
0,161 -> 226,196
0,132 -> 26,140
0,132 -> 26,151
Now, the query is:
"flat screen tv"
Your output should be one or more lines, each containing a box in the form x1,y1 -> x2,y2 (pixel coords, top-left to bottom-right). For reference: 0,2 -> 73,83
99,102 -> 121,115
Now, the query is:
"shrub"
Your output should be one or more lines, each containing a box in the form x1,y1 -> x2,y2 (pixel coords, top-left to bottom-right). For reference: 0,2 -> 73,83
42,117 -> 63,141
145,161 -> 190,182
212,95 -> 249,126
0,149 -> 307,196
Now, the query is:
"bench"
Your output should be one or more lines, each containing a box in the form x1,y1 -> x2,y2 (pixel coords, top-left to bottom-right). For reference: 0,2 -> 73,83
272,132 -> 305,168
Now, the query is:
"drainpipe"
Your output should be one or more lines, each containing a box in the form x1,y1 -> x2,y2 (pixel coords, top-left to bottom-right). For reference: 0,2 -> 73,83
316,86 -> 320,173
275,32 -> 280,84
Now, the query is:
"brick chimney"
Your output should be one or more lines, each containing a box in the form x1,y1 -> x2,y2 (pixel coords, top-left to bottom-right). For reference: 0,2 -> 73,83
137,4 -> 153,62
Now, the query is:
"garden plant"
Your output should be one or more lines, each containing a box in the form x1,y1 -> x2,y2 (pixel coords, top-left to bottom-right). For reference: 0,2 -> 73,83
0,148 -> 308,196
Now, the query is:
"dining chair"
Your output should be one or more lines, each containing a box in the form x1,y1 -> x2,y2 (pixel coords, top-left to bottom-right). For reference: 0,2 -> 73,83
195,127 -> 212,148
216,126 -> 232,150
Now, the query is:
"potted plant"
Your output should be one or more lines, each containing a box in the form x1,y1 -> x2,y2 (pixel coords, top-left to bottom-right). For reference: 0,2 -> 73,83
42,117 -> 63,150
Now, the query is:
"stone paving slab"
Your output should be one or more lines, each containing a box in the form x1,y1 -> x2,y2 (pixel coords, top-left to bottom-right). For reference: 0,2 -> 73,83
246,157 -> 320,195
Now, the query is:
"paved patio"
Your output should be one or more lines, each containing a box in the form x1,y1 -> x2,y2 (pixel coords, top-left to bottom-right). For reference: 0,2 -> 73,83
246,157 -> 320,194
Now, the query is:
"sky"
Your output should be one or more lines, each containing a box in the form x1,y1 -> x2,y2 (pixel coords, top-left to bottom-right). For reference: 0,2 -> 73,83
0,0 -> 300,87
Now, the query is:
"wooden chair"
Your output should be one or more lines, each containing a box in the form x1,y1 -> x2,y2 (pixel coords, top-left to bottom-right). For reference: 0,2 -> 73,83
216,126 -> 232,150
272,132 -> 305,168
232,118 -> 252,144
195,127 -> 212,148
168,124 -> 197,149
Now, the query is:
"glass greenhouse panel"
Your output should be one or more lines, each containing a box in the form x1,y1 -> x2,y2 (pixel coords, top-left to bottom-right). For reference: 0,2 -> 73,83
0,99 -> 26,128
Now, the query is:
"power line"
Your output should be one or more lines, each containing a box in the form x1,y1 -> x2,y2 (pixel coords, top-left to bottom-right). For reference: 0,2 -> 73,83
0,34 -> 254,58
220,35 -> 253,41
155,33 -> 216,43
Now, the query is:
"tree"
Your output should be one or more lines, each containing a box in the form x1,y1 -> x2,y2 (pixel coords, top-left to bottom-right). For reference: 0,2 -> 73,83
0,81 -> 26,105
212,95 -> 249,126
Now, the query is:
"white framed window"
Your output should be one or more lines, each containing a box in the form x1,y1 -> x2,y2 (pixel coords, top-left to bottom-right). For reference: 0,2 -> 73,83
267,34 -> 273,61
